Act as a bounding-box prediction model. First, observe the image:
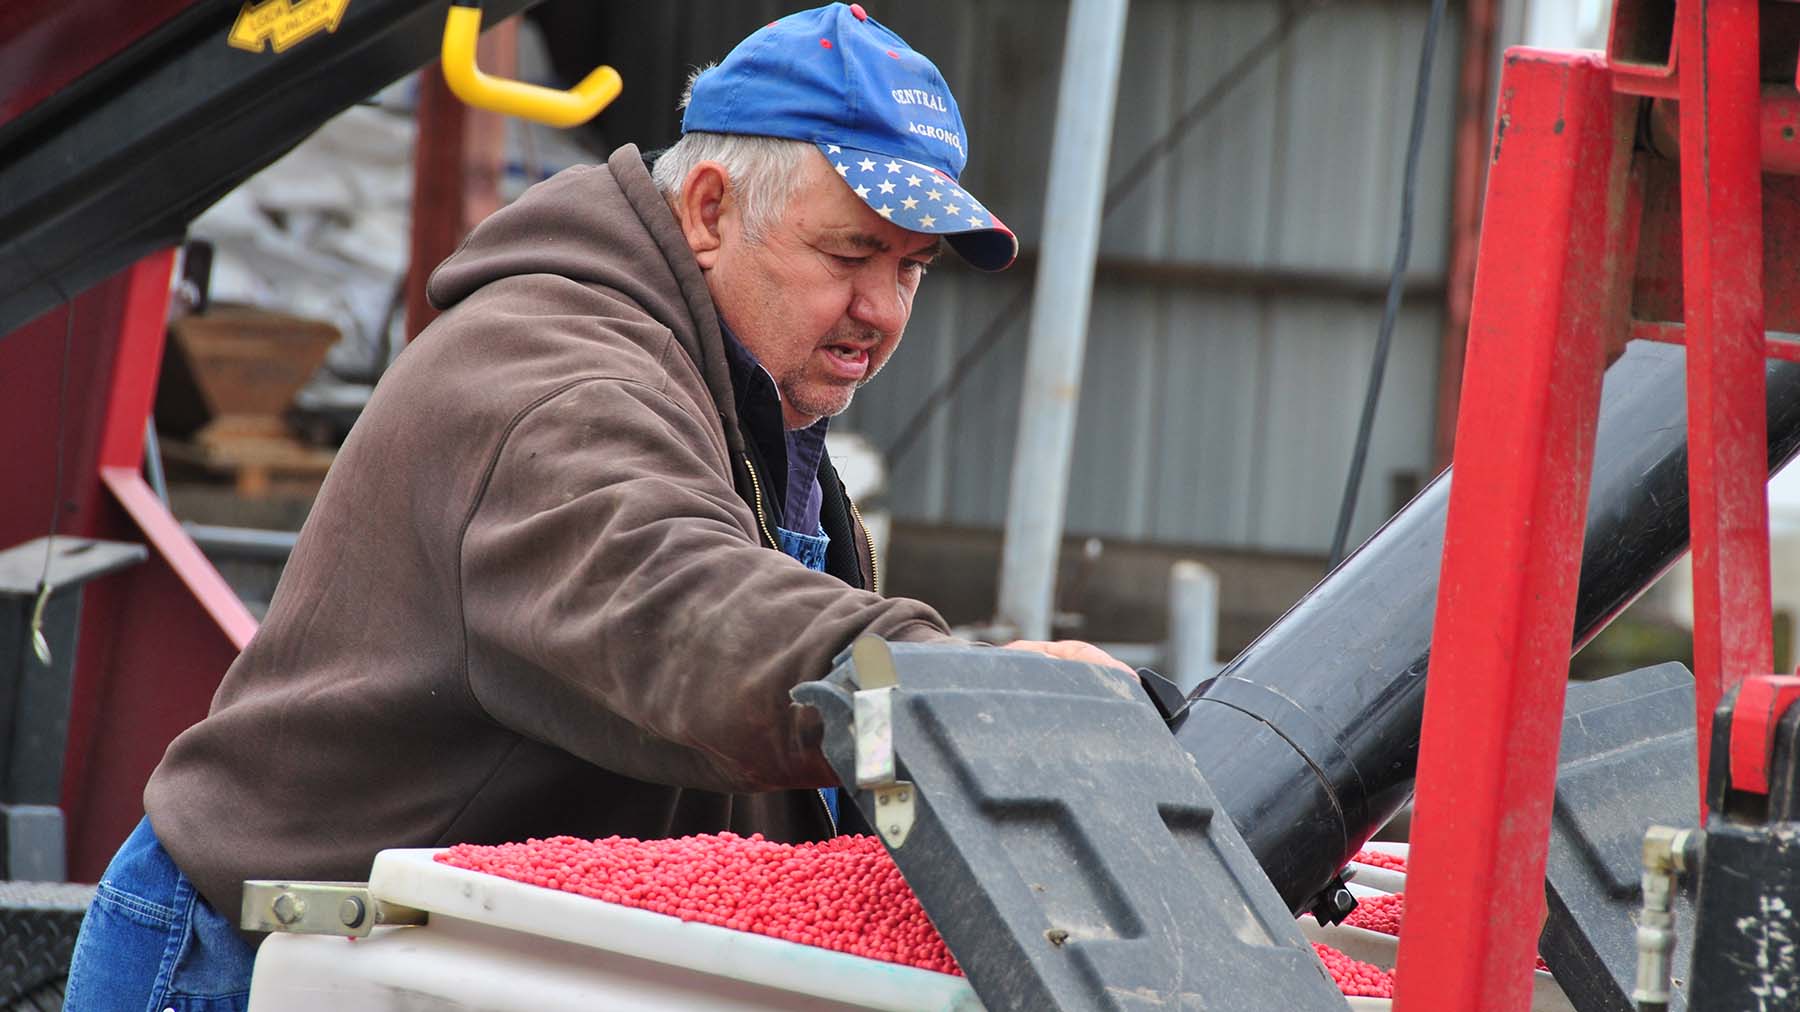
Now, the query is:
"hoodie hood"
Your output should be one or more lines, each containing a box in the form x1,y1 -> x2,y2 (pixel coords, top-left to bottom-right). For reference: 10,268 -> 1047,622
426,144 -> 743,450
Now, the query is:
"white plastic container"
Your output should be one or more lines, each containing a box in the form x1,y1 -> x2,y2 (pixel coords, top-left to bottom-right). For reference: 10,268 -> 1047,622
1299,844 -> 1577,1012
252,845 -> 1532,1010
246,848 -> 984,1011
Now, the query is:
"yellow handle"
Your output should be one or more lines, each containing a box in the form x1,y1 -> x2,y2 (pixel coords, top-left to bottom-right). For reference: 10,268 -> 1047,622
440,3 -> 621,128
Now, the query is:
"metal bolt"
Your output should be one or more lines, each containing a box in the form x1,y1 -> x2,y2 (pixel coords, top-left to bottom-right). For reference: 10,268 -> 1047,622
1330,887 -> 1354,914
1046,928 -> 1070,947
897,789 -> 910,802
878,793 -> 889,806
271,892 -> 305,926
339,896 -> 366,929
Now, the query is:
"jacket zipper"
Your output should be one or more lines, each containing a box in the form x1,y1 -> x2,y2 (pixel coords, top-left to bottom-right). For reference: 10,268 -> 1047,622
746,454 -> 836,835
846,497 -> 880,592
742,455 -> 778,549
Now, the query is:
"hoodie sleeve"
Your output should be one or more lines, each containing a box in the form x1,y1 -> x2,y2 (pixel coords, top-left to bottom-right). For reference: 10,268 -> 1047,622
458,375 -> 951,793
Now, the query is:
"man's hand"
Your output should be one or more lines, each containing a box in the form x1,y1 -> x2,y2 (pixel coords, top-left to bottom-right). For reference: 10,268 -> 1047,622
999,639 -> 1136,677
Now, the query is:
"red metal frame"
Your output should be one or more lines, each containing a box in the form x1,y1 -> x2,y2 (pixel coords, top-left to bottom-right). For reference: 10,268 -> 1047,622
0,0 -> 194,127
0,249 -> 255,880
1396,2 -> 1791,1007
1392,51 -> 1633,1012
1677,0 -> 1771,799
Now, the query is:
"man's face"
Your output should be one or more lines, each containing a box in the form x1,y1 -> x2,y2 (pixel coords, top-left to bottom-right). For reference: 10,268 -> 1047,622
686,149 -> 940,430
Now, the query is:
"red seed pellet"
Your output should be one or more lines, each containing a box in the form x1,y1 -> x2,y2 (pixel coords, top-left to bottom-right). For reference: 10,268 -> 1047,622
1345,892 -> 1405,935
1353,849 -> 1409,872
441,833 -> 1531,999
1313,942 -> 1396,998
436,832 -> 962,976
1333,890 -> 1552,973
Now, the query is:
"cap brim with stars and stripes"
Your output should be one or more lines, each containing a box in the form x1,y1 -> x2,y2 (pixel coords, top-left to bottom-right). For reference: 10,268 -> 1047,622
817,143 -> 1018,272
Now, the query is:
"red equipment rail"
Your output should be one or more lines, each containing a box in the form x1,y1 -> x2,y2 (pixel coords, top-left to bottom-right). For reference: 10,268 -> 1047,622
1394,1 -> 1800,1008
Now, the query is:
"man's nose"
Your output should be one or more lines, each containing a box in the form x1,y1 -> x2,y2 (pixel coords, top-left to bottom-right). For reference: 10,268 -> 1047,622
849,279 -> 906,335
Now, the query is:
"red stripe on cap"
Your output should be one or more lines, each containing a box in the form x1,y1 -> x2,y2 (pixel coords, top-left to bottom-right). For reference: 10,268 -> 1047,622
850,3 -> 869,20
820,38 -> 833,48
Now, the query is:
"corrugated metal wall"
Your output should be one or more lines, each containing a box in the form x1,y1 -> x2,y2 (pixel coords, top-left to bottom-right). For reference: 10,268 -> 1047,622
615,0 -> 1462,553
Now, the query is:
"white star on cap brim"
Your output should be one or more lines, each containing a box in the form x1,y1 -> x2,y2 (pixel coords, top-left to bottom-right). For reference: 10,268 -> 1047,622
813,142 -> 1018,272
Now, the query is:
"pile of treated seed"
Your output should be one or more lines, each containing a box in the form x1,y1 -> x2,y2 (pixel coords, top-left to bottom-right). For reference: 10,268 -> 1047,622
1314,942 -> 1395,998
1345,892 -> 1406,935
435,832 -> 1426,995
437,832 -> 960,974
1342,850 -> 1549,975
1351,848 -> 1410,873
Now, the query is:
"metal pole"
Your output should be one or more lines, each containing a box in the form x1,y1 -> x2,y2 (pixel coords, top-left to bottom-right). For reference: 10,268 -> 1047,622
183,523 -> 299,562
1167,561 -> 1218,694
143,419 -> 169,506
994,0 -> 1130,641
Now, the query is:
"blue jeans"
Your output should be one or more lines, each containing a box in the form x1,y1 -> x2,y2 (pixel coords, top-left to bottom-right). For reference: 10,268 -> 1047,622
64,816 -> 256,1012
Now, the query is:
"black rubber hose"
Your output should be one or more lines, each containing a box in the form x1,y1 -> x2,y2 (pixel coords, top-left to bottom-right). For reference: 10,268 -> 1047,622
1181,341 -> 1800,913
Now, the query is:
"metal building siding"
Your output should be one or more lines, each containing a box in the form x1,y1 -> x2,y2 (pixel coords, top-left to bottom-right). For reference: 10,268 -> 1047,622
1158,1 -> 1287,266
1270,5 -> 1458,275
835,0 -> 1455,553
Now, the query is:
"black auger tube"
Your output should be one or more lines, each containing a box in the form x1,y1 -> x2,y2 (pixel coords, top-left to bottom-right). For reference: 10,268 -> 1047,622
1178,341 -> 1800,914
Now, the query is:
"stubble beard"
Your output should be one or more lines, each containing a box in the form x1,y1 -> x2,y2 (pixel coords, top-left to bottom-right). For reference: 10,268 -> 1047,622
778,328 -> 888,422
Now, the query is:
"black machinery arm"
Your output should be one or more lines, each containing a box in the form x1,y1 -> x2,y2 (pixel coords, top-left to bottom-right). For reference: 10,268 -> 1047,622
1182,340 -> 1800,914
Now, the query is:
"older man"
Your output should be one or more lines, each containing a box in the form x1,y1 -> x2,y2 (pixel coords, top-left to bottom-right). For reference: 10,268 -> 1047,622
65,5 -> 1123,1009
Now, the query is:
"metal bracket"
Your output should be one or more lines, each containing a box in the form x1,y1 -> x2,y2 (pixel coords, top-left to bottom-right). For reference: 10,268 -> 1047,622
241,880 -> 427,938
854,686 -> 915,847
849,636 -> 915,848
1632,825 -> 1696,1010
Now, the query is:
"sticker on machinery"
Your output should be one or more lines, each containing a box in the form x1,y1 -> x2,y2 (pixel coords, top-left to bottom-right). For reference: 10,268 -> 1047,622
227,0 -> 351,54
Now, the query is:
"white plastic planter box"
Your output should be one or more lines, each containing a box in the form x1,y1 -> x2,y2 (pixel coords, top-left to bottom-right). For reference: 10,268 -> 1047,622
247,848 -> 982,1011
1298,844 -> 1576,1012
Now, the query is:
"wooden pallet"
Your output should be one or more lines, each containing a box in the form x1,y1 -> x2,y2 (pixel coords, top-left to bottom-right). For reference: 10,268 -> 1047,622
160,416 -> 336,498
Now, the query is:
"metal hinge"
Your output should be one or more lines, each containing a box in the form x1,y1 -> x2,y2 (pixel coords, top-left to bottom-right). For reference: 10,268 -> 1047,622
241,881 -> 427,938
850,636 -> 915,848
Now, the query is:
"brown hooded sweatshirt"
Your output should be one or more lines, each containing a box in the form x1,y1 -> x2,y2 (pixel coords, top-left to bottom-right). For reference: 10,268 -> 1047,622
144,146 -> 952,922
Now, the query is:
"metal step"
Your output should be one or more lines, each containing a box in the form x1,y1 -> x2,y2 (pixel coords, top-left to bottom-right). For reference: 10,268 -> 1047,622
0,882 -> 92,1006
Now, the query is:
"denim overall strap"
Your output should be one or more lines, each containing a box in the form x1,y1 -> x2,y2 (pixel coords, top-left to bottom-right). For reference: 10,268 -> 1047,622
775,525 -> 831,574
774,523 -> 838,824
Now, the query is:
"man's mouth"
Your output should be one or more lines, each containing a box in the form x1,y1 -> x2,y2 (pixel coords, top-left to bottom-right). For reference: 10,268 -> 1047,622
822,342 -> 872,377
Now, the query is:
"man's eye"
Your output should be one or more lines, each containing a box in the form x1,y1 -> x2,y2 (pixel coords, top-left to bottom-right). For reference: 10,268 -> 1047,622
833,255 -> 867,267
903,260 -> 931,277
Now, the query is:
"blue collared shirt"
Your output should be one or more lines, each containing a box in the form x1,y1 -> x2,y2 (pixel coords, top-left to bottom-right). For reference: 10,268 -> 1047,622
718,322 -> 830,535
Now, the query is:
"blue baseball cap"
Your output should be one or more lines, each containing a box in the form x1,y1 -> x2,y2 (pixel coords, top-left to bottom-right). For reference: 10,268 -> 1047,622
681,3 -> 1018,272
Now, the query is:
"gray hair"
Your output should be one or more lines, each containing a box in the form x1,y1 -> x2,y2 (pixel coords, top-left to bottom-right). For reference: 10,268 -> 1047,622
651,65 -> 811,243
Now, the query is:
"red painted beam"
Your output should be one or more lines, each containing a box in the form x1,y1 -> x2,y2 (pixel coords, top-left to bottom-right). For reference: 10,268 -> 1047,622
1,249 -> 256,878
1679,0 -> 1772,814
1394,50 -> 1634,1012
1629,319 -> 1800,363
0,0 -> 194,127
1647,87 -> 1800,178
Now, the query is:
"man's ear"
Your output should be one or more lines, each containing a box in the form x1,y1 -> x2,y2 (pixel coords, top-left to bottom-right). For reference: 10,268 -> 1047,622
676,162 -> 730,269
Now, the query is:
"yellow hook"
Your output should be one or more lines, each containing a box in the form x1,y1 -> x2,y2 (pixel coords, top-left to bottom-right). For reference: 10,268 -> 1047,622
440,1 -> 622,129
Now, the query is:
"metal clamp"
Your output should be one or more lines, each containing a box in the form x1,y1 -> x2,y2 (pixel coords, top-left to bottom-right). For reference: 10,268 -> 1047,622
241,881 -> 426,938
850,636 -> 916,848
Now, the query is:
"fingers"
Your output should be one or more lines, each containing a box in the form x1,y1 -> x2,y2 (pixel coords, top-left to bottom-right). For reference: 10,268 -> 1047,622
999,639 -> 1137,676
